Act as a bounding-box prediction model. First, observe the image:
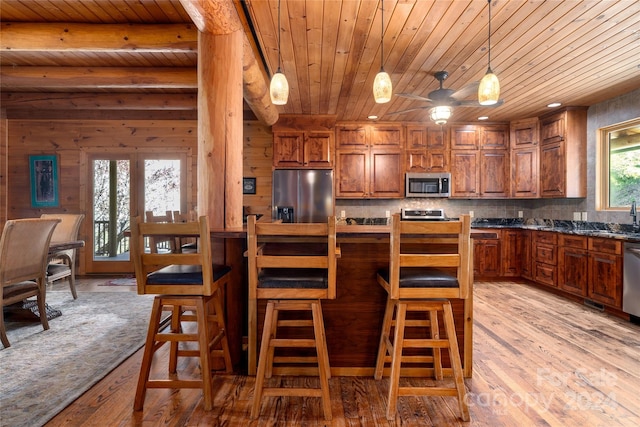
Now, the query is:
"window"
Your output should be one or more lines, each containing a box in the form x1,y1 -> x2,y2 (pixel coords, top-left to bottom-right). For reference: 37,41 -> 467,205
598,119 -> 640,210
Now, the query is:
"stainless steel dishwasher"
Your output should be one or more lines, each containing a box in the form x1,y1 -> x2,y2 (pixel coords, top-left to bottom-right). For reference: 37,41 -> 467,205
623,241 -> 640,318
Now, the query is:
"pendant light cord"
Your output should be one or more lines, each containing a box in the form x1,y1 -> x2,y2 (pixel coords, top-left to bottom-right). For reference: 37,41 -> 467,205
380,0 -> 384,72
277,0 -> 282,73
487,0 -> 492,71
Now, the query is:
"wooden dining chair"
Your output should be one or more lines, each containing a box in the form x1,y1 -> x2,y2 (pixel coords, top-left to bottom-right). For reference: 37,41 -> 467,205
41,213 -> 85,299
373,213 -> 471,421
144,210 -> 175,253
172,210 -> 198,253
246,215 -> 339,420
0,218 -> 61,348
130,215 -> 233,411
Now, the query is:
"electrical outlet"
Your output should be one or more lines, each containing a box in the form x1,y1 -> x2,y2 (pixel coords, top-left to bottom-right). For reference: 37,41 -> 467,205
469,210 -> 474,218
340,210 -> 346,218
581,212 -> 588,221
518,211 -> 523,218
385,210 -> 390,218
573,212 -> 581,221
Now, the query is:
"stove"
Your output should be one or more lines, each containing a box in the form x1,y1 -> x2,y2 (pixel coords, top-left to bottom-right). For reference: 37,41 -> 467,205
401,208 -> 447,221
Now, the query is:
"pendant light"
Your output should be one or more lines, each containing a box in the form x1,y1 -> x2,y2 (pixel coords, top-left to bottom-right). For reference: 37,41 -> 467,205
373,0 -> 392,103
478,0 -> 500,106
270,0 -> 289,105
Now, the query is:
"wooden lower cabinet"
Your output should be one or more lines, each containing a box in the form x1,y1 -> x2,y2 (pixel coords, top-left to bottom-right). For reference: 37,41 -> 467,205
587,237 -> 623,308
533,231 -> 557,287
474,231 -> 501,278
520,230 -> 533,279
558,235 -> 588,297
501,229 -> 521,277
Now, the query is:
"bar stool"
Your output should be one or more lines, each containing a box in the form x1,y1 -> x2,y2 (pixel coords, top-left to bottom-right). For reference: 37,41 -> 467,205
374,213 -> 471,421
246,215 -> 339,420
130,215 -> 233,411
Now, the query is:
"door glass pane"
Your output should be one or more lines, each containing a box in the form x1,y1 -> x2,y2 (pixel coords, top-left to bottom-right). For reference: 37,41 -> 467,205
144,159 -> 181,215
92,159 -> 130,261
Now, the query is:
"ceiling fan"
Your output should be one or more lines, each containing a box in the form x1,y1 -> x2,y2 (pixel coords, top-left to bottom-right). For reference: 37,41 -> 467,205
387,71 -> 504,123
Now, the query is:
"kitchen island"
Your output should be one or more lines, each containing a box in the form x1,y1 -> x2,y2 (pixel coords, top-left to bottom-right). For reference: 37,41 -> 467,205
230,221 -> 497,378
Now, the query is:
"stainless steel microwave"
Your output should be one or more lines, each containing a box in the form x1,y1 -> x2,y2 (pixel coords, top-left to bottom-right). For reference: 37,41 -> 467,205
405,172 -> 451,197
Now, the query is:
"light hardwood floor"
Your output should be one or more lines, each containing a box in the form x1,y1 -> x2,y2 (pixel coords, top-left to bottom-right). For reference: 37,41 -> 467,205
44,279 -> 640,426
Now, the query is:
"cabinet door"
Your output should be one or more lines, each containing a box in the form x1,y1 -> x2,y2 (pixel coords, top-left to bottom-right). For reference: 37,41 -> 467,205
480,150 -> 509,197
370,149 -> 403,198
336,150 -> 368,198
559,247 -> 588,296
501,230 -> 520,277
541,111 -> 565,145
588,252 -> 622,307
520,230 -> 532,279
511,146 -> 538,198
480,125 -> 509,150
427,127 -> 448,150
305,132 -> 333,168
406,126 -> 427,149
510,118 -> 539,149
336,125 -> 368,148
450,125 -> 479,149
405,150 -> 449,172
370,125 -> 403,147
273,132 -> 304,167
451,150 -> 479,197
474,238 -> 501,277
540,141 -> 565,197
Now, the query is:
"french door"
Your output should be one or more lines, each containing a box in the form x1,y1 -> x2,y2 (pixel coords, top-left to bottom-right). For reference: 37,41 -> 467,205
84,150 -> 188,274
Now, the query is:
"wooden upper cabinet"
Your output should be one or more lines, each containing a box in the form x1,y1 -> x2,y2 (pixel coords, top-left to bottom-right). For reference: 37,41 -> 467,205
451,150 -> 479,197
405,125 -> 449,173
480,125 -> 509,149
480,150 -> 509,197
273,130 -> 334,168
510,118 -> 539,149
539,107 -> 587,198
335,123 -> 403,198
450,125 -> 480,149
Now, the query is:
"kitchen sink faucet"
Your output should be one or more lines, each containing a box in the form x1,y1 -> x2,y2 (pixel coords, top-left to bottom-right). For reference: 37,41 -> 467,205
632,200 -> 638,231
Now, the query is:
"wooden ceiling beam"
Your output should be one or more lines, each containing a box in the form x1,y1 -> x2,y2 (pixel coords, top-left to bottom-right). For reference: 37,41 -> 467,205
1,23 -> 197,52
179,0 -> 278,126
1,92 -> 197,110
0,66 -> 196,90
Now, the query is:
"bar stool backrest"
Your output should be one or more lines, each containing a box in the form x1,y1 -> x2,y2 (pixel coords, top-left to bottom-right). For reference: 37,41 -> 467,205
384,213 -> 471,300
130,215 -> 217,296
246,215 -> 338,300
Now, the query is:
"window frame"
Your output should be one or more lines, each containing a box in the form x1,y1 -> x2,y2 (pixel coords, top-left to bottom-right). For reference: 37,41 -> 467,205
596,117 -> 640,211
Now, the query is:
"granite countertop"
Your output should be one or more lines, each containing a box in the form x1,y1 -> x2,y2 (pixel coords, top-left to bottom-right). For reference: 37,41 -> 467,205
471,218 -> 640,242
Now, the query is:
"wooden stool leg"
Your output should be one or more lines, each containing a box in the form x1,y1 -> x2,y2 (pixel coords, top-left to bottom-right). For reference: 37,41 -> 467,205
374,296 -> 396,380
386,301 -> 406,421
210,288 -> 233,373
134,296 -> 164,411
264,303 -> 280,379
442,302 -> 469,421
311,300 -> 332,420
169,304 -> 182,373
429,309 -> 443,380
251,300 -> 276,419
196,298 -> 214,411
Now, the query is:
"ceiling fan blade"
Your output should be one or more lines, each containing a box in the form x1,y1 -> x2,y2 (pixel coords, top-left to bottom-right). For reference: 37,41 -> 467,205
395,93 -> 434,103
385,106 -> 432,115
451,81 -> 480,100
457,99 -> 505,107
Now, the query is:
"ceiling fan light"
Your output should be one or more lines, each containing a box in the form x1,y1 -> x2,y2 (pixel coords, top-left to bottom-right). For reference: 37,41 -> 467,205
430,105 -> 452,125
478,70 -> 500,105
373,70 -> 392,103
270,70 -> 289,105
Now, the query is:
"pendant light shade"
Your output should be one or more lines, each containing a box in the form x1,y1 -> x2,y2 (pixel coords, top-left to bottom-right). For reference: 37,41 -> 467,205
478,0 -> 500,106
270,69 -> 289,105
373,0 -> 392,103
430,106 -> 452,125
270,0 -> 289,105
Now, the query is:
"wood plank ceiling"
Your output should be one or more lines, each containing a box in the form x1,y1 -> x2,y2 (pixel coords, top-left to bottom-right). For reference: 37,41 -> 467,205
1,0 -> 639,124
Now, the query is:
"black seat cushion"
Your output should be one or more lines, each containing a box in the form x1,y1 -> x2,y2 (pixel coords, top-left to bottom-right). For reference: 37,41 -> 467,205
258,268 -> 328,289
377,267 -> 458,288
146,264 -> 231,285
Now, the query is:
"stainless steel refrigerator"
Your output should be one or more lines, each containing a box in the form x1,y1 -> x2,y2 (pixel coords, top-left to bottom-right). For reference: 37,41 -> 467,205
272,169 -> 334,223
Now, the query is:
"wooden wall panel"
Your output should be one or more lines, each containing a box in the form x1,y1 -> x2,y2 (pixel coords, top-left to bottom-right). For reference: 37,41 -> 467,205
242,121 -> 273,220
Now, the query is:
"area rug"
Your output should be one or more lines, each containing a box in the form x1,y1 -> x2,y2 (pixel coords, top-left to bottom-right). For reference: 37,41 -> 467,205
0,291 -> 154,427
99,276 -> 137,286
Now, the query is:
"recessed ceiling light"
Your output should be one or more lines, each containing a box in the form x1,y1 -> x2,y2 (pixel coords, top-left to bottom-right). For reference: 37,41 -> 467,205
368,115 -> 378,120
547,102 -> 562,108
478,116 -> 489,120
